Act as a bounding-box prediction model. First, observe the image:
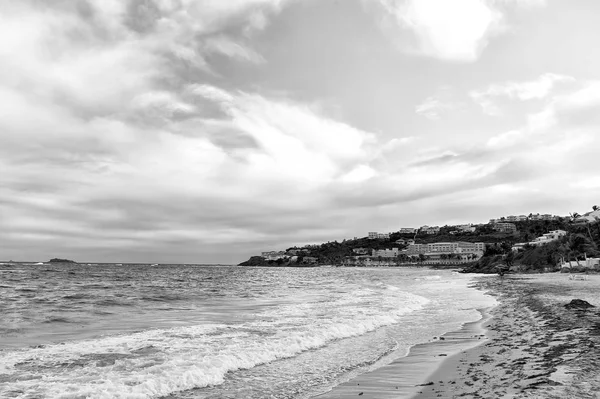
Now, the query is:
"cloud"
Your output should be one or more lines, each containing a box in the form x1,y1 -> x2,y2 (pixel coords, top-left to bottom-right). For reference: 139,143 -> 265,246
2,1 -> 599,263
415,88 -> 461,120
471,73 -> 575,115
368,0 -> 545,62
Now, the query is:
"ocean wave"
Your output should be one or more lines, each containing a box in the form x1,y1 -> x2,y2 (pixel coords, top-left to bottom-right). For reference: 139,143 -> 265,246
0,292 -> 428,399
42,316 -> 72,324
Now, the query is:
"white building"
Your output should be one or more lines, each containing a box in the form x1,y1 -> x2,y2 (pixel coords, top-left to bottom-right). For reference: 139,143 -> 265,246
372,248 -> 400,258
398,228 -> 417,234
529,230 -> 566,246
513,230 -> 567,251
261,251 -> 286,260
560,257 -> 599,269
456,224 -> 476,233
420,226 -> 440,235
406,241 -> 485,256
368,232 -> 390,239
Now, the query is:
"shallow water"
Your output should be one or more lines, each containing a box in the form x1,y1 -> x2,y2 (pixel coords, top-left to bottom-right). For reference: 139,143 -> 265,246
0,264 -> 495,398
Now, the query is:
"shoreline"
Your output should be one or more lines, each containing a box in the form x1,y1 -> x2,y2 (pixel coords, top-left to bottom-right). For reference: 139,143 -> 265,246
314,305 -> 496,398
315,273 -> 600,399
412,273 -> 600,398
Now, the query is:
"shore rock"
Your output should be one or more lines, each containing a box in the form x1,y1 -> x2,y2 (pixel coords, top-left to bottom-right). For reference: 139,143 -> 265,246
564,299 -> 595,310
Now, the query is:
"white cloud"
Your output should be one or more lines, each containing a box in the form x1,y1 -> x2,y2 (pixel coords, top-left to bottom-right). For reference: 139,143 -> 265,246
471,73 -> 575,115
372,0 -> 502,61
415,91 -> 459,120
369,0 -> 545,62
486,130 -> 522,149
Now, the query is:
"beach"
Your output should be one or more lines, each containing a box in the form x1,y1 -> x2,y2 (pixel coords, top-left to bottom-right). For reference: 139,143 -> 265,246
413,273 -> 600,399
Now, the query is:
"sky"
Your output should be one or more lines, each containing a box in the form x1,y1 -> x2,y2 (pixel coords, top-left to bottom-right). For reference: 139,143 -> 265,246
2,0 -> 600,264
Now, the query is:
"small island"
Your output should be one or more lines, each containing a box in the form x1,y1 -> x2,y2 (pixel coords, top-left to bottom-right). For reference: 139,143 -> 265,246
48,258 -> 77,264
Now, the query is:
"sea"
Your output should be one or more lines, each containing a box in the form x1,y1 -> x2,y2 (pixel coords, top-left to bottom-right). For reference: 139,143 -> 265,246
0,263 -> 496,399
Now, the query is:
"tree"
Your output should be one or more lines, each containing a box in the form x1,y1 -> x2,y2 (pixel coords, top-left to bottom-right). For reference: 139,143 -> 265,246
593,205 -> 599,211
567,233 -> 598,267
504,250 -> 514,268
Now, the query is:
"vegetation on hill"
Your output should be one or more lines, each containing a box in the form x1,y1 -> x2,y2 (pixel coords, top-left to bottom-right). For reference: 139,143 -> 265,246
465,211 -> 600,273
238,206 -> 600,269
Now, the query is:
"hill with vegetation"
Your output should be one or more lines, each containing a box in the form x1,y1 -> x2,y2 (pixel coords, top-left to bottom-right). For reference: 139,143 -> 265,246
239,206 -> 600,269
464,215 -> 600,273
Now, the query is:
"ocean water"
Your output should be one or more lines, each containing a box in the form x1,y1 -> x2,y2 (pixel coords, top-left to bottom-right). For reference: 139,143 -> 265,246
0,264 -> 495,399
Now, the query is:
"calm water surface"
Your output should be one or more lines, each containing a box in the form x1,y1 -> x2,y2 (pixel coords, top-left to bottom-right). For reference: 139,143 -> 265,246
0,264 -> 495,398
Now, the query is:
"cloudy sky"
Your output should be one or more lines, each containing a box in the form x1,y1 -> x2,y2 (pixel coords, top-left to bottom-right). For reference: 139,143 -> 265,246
2,0 -> 600,264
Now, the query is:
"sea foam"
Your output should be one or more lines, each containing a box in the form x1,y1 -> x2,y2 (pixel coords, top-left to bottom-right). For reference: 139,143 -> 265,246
0,289 -> 427,399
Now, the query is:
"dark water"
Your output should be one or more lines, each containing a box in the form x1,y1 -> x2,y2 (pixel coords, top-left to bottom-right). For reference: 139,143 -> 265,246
0,263 -> 494,398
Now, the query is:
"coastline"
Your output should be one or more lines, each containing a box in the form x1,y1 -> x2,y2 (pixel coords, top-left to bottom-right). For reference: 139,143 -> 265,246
412,273 -> 600,398
314,305 -> 495,398
315,272 -> 600,399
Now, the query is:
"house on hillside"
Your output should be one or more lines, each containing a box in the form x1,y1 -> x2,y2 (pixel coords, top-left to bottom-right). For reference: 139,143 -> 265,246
261,251 -> 286,261
560,257 -> 600,269
456,224 -> 476,233
574,210 -> 600,223
352,248 -> 370,255
406,241 -> 484,256
420,226 -> 440,235
493,222 -> 517,233
512,229 -> 567,251
368,232 -> 390,239
372,248 -> 400,258
398,228 -> 417,234
530,230 -> 567,246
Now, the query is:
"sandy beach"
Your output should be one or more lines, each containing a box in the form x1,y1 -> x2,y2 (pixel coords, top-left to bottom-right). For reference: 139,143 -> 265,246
317,272 -> 600,399
413,273 -> 600,399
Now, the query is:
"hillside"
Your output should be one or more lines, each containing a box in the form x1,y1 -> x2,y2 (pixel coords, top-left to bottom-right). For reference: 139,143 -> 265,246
239,213 -> 600,268
464,218 -> 600,273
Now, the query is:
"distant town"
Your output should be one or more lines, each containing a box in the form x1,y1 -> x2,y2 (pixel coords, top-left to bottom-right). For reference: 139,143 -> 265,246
240,209 -> 600,270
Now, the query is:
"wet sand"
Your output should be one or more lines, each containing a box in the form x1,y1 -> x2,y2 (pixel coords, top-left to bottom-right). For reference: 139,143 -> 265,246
413,273 -> 600,399
315,307 -> 493,398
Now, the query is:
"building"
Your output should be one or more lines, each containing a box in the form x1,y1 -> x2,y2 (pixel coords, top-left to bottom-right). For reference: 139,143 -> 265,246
574,210 -> 600,223
489,218 -> 497,224
398,228 -> 417,234
405,242 -> 485,256
303,257 -> 318,264
493,223 -> 517,233
368,232 -> 390,239
420,226 -> 440,235
372,248 -> 400,258
352,248 -> 370,255
405,244 -> 427,255
530,230 -> 567,246
261,251 -> 286,261
512,230 -> 567,251
456,224 -> 476,233
560,257 -> 600,269
404,241 -> 485,263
